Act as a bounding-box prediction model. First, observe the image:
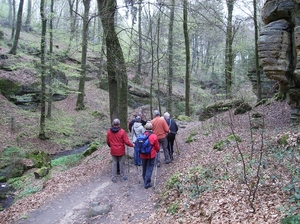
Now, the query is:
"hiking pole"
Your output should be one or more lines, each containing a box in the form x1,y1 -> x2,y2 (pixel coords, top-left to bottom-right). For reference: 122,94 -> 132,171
127,146 -> 130,174
175,138 -> 180,156
153,156 -> 158,190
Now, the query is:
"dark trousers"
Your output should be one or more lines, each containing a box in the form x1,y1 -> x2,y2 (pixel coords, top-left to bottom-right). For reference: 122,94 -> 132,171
141,157 -> 155,188
167,133 -> 176,160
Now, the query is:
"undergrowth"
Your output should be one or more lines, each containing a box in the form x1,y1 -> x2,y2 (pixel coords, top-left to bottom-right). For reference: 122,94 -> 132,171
51,154 -> 84,171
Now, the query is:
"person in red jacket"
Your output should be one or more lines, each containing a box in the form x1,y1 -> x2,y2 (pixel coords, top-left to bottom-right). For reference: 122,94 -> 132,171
140,122 -> 160,189
106,118 -> 134,183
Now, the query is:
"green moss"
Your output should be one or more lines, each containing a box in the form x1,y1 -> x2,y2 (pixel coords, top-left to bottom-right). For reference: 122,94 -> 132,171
278,134 -> 289,146
228,134 -> 242,142
167,201 -> 179,215
186,133 -> 197,143
83,143 -> 99,157
0,146 -> 24,168
25,151 -> 51,168
51,154 -> 83,170
213,139 -> 228,151
7,176 -> 26,190
177,115 -> 192,122
91,111 -> 105,119
0,79 -> 20,96
166,173 -> 180,190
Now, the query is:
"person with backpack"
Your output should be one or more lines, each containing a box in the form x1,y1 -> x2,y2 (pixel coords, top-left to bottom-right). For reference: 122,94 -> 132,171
139,122 -> 160,189
131,116 -> 145,166
106,118 -> 134,183
128,111 -> 147,132
151,110 -> 171,167
164,112 -> 178,161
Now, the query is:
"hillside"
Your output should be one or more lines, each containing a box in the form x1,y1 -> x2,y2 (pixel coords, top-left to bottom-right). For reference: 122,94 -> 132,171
0,28 -> 299,223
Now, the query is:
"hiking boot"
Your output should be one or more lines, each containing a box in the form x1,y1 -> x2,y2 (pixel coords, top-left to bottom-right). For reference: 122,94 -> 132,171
145,184 -> 152,189
120,176 -> 128,182
111,177 -> 117,183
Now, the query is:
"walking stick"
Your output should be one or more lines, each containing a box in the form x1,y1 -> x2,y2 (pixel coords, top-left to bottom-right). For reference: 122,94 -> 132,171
127,146 -> 130,173
153,156 -> 158,190
175,138 -> 180,155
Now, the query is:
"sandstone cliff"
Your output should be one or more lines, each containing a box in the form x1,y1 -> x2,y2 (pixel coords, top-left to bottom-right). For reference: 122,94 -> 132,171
258,0 -> 300,121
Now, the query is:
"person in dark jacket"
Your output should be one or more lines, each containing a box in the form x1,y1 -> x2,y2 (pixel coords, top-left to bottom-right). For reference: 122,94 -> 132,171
106,118 -> 134,183
128,111 -> 147,132
164,112 -> 178,161
140,122 -> 160,189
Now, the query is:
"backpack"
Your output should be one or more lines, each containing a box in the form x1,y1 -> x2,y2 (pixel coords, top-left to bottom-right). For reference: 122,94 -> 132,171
136,133 -> 152,155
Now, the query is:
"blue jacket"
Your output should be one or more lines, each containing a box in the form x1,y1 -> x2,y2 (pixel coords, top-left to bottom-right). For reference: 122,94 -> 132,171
165,118 -> 178,135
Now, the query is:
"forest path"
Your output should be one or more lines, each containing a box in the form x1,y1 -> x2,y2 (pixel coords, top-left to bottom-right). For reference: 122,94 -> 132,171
15,151 -> 170,224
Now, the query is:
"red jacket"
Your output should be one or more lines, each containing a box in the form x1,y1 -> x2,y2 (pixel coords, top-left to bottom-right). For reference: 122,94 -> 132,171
140,131 -> 160,159
106,126 -> 134,156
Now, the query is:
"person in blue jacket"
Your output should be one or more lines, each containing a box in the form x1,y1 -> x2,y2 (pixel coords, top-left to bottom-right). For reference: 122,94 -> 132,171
164,112 -> 178,161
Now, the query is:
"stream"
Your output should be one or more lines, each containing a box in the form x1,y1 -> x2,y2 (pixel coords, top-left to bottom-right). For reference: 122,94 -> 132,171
0,144 -> 90,211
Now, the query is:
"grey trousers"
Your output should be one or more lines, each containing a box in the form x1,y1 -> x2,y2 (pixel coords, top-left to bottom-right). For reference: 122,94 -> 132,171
111,155 -> 125,178
157,137 -> 171,163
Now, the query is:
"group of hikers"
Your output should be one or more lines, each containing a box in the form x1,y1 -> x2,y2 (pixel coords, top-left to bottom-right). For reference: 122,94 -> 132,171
106,110 -> 178,189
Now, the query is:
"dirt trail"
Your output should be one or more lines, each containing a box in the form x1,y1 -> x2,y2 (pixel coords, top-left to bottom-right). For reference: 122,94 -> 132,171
14,153 -> 169,224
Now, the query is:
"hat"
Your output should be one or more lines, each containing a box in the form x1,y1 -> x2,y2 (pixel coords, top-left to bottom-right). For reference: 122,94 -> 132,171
145,122 -> 153,130
135,116 -> 141,122
112,118 -> 120,126
153,110 -> 160,116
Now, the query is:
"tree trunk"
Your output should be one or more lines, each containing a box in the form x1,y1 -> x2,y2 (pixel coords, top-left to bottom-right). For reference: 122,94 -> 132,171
39,0 -> 47,140
167,0 -> 175,113
225,0 -> 234,99
253,0 -> 261,101
183,0 -> 190,116
24,0 -> 32,32
47,0 -> 54,118
155,5 -> 162,116
76,0 -> 91,110
8,0 -> 13,28
98,0 -> 128,129
97,34 -> 105,87
66,0 -> 79,56
137,0 -> 142,80
9,0 -> 23,54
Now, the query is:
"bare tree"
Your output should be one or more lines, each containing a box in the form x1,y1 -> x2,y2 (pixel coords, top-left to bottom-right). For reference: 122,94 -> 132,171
24,0 -> 32,32
225,0 -> 235,99
167,0 -> 175,113
76,0 -> 91,110
183,0 -> 190,116
253,0 -> 261,100
39,0 -> 47,140
47,0 -> 54,118
9,0 -> 23,54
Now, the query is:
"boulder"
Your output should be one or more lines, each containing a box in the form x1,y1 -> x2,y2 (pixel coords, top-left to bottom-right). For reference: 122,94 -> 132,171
34,167 -> 49,179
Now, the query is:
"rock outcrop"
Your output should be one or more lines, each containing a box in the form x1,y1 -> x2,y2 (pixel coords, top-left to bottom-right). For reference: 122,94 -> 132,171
258,0 -> 300,121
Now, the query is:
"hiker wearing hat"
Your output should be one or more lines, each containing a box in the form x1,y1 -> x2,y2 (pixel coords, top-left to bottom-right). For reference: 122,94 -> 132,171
164,112 -> 178,161
140,122 -> 160,189
131,116 -> 145,166
106,118 -> 134,183
151,110 -> 171,166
